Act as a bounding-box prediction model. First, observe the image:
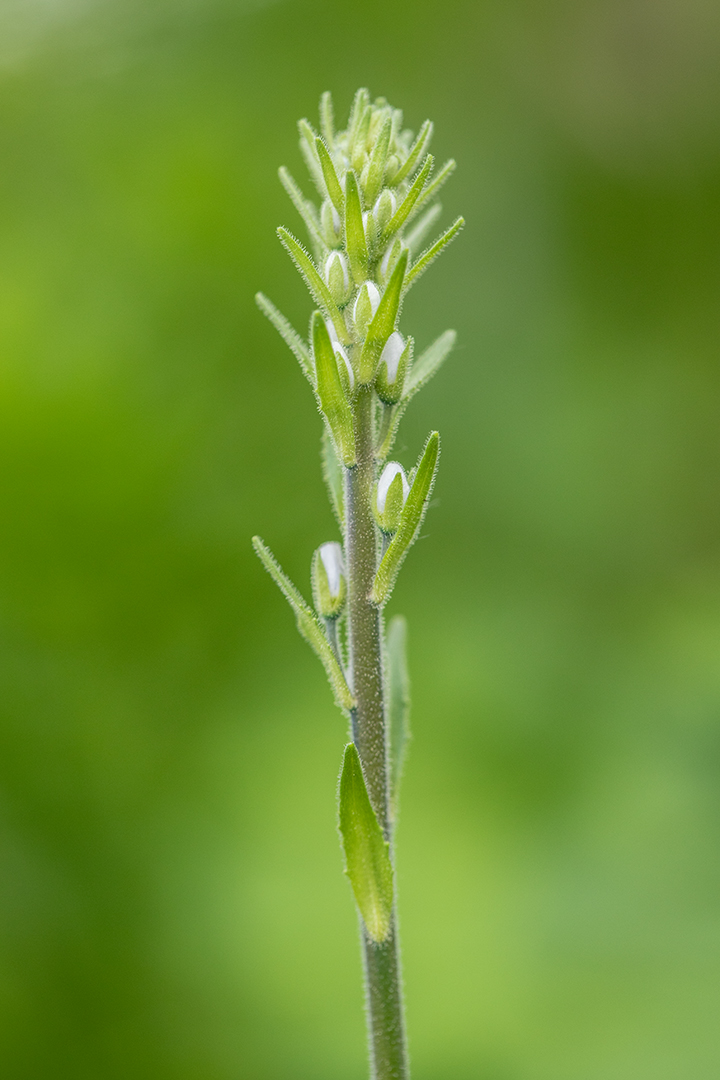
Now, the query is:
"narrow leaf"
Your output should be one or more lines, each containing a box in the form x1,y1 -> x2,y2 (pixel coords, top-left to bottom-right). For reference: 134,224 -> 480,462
405,217 -> 465,290
386,616 -> 411,817
319,90 -> 335,147
410,158 -> 456,219
358,249 -> 408,384
252,537 -> 355,711
364,115 -> 392,205
338,743 -> 394,943
371,431 -> 440,605
391,119 -> 433,186
277,227 -> 349,344
348,87 -> 370,143
406,329 -> 456,397
298,118 -> 325,195
316,137 -> 344,214
379,155 -> 434,245
255,292 -> 312,381
312,312 -> 356,467
344,171 -> 368,284
404,203 -> 442,256
278,167 -> 325,255
321,426 -> 345,528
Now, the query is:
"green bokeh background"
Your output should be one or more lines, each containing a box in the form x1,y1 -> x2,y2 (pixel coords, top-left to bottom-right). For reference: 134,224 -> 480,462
1,0 -> 720,1076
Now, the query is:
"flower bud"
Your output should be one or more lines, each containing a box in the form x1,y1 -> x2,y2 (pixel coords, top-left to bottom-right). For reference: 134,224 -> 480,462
374,189 -> 397,233
378,239 -> 403,286
312,541 -> 346,619
325,251 -> 351,305
375,331 -> 410,405
321,199 -> 342,248
333,342 -> 355,396
384,154 -> 400,185
353,281 -> 381,338
375,462 -> 410,534
362,209 -> 377,251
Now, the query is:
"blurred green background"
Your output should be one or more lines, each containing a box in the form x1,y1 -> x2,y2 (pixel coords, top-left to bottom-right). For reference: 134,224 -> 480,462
1,0 -> 720,1076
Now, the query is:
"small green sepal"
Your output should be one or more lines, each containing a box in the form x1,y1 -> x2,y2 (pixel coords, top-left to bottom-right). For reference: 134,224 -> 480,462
338,743 -> 394,943
370,431 -> 440,605
252,537 -> 355,711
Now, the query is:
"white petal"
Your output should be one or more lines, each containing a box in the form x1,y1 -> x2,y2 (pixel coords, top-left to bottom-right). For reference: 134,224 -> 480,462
377,462 -> 410,513
319,542 -> 344,598
379,332 -> 405,383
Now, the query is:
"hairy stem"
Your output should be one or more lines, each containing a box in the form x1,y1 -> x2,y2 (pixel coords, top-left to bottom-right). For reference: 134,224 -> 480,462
345,386 -> 409,1080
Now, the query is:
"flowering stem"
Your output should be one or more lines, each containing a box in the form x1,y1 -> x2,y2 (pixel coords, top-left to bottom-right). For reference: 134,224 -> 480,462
345,385 -> 408,1079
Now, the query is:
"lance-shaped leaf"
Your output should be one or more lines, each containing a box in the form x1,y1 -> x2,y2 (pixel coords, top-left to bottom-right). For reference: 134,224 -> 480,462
298,118 -> 325,196
338,743 -> 394,943
386,616 -> 411,818
321,425 -> 345,529
379,155 -> 433,246
351,105 -> 371,171
405,217 -> 465,291
409,158 -> 456,220
405,329 -> 456,398
404,203 -> 442,256
370,431 -> 440,605
312,312 -> 356,467
391,119 -> 433,186
255,292 -> 312,382
278,167 -> 325,256
315,137 -> 344,214
357,249 -> 408,384
319,90 -> 334,148
277,228 -> 349,344
364,115 -> 392,205
252,537 -> 355,711
348,87 -> 370,144
344,171 -> 368,285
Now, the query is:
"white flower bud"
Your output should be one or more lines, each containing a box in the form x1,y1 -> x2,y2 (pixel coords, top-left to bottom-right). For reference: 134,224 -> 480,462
375,461 -> 410,534
353,281 -> 381,337
325,251 -> 351,304
374,190 -> 397,233
321,199 -> 343,247
312,541 -> 347,618
333,342 -> 355,393
379,332 -> 405,384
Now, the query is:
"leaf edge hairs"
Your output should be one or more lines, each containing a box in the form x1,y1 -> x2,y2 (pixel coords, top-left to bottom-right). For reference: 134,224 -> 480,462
253,89 -> 464,1080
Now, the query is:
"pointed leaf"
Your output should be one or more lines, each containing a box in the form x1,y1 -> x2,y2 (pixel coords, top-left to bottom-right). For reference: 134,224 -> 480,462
278,167 -> 325,255
312,312 -> 356,467
338,743 -> 394,943
298,118 -> 325,195
404,203 -> 442,256
406,329 -> 456,397
370,431 -> 440,605
379,154 -> 434,245
252,537 -> 355,711
348,87 -> 370,143
357,249 -> 408,384
255,292 -> 312,382
319,90 -> 335,148
405,217 -> 465,290
344,171 -> 368,284
410,158 -> 456,220
277,227 -> 349,344
391,119 -> 433,186
364,115 -> 392,205
321,426 -> 345,528
316,137 -> 344,214
386,616 -> 411,817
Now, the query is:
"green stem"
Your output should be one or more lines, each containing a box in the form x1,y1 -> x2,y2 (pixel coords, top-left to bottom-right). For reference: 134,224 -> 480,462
345,385 -> 409,1080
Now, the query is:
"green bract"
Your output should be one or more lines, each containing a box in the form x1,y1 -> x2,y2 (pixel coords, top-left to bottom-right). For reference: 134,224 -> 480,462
253,90 -> 463,1080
